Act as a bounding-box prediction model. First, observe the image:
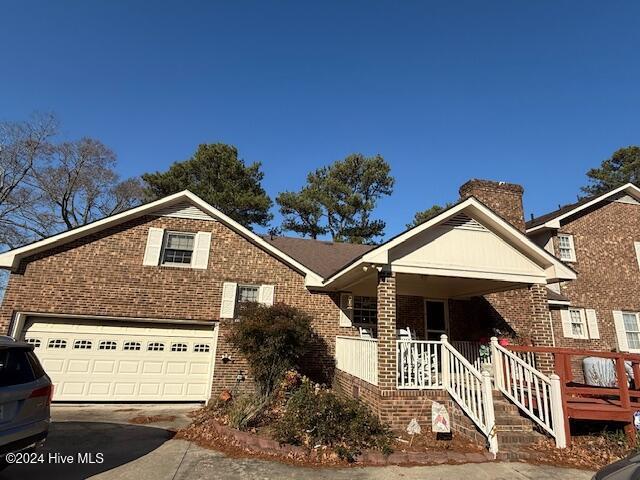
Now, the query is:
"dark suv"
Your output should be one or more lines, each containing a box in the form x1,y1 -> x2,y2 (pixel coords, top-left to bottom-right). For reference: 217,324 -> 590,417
0,337 -> 52,468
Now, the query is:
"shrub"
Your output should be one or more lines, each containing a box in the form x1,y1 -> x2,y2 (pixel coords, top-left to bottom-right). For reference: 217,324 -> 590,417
273,379 -> 393,461
225,394 -> 266,430
227,303 -> 313,398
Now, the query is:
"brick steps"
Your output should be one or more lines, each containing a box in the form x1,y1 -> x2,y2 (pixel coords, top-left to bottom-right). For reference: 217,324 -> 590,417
491,396 -> 546,446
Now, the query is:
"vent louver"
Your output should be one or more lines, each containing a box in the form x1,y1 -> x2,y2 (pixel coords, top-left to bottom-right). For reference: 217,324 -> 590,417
442,213 -> 487,232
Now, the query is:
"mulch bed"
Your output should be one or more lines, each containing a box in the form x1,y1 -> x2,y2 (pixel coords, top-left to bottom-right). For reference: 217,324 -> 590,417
176,408 -> 494,467
128,414 -> 177,425
515,434 -> 635,471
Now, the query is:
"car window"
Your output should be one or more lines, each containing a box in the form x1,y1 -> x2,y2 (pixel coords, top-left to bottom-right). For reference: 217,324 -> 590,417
26,351 -> 46,379
0,348 -> 37,387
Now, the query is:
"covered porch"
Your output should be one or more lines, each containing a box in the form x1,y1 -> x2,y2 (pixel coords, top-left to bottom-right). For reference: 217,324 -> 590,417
333,271 -> 541,389
321,198 -> 576,453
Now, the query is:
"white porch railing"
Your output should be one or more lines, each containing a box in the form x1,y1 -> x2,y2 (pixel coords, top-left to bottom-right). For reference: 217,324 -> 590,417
397,340 -> 443,389
335,336 -> 378,385
490,337 -> 566,448
442,336 -> 498,454
451,340 -> 488,370
397,336 -> 498,454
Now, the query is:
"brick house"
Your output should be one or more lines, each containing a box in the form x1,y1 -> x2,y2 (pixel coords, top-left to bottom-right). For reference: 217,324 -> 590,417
526,183 -> 640,379
0,180 -> 579,452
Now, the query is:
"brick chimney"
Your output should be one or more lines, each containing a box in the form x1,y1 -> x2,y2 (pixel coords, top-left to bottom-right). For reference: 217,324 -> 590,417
459,179 -> 525,231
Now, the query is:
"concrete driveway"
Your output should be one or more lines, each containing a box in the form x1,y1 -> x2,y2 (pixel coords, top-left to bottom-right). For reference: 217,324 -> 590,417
0,404 -> 596,480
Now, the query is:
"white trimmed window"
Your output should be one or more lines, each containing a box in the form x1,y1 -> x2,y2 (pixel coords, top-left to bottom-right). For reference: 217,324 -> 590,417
26,338 -> 41,348
561,308 -> 599,339
123,341 -> 141,351
557,234 -> 576,262
569,309 -> 588,339
353,296 -> 377,326
161,232 -> 195,266
48,339 -> 67,349
171,343 -> 188,352
73,340 -> 93,350
237,285 -> 260,307
99,340 -> 117,350
623,312 -> 640,350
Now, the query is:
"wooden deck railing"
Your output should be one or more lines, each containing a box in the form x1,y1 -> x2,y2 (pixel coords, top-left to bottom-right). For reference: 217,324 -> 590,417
505,344 -> 640,446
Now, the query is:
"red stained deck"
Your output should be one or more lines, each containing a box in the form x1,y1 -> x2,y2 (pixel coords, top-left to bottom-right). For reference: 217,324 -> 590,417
507,345 -> 640,446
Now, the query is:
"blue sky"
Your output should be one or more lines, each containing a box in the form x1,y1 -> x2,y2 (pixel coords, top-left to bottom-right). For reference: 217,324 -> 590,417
1,1 -> 639,239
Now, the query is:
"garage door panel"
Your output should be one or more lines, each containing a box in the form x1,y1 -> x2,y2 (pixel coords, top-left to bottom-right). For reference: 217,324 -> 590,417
117,361 -> 140,374
113,383 -> 136,396
93,360 -> 116,374
166,362 -> 187,374
88,383 -> 111,396
60,382 -> 86,396
163,384 -> 184,396
67,359 -> 90,373
24,317 -> 217,402
142,362 -> 164,374
42,358 -> 65,373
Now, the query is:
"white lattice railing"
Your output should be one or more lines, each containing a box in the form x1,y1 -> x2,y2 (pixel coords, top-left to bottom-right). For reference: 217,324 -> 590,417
490,337 -> 566,448
442,336 -> 498,454
397,340 -> 443,389
335,336 -> 378,385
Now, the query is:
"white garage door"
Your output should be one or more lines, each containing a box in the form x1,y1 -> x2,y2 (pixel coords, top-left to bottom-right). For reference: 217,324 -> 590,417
23,317 -> 218,402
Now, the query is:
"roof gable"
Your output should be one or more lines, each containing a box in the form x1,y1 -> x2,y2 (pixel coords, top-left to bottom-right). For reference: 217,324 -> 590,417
323,197 -> 576,287
0,191 -> 324,286
526,183 -> 640,232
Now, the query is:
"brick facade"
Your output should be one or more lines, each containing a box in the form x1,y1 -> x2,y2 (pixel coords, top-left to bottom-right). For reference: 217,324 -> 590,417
0,214 -> 354,395
551,201 -> 640,352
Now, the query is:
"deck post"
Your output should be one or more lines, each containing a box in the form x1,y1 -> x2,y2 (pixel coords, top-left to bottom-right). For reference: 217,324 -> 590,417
481,371 -> 498,456
490,337 -> 502,390
441,334 -> 450,389
549,373 -> 567,448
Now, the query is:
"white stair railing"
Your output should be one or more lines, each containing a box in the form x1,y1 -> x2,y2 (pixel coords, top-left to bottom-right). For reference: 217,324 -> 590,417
441,335 -> 498,455
490,337 -> 566,448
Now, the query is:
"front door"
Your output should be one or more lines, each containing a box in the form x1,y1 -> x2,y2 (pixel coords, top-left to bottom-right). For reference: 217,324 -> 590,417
424,299 -> 448,341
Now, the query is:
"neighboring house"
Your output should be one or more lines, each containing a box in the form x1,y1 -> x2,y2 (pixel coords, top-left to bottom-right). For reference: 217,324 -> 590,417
0,180 -> 578,452
526,183 -> 640,358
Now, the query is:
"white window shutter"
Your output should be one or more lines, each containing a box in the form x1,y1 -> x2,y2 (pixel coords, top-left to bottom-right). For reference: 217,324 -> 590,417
560,309 -> 573,338
585,309 -> 600,339
634,242 -> 640,271
259,285 -> 275,306
143,228 -> 165,266
220,282 -> 237,319
192,232 -> 212,269
613,310 -> 629,352
567,235 -> 576,262
339,293 -> 353,327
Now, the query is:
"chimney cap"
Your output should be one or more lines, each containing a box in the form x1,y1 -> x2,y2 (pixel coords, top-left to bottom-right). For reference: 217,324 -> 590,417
459,179 -> 524,197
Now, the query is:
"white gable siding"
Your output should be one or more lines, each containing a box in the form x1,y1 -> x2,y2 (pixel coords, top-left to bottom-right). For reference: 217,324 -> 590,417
390,223 -> 545,281
151,201 -> 215,221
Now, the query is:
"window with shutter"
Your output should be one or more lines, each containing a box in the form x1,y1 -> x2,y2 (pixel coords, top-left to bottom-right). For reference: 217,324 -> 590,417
557,234 -> 576,262
143,228 -> 165,266
339,293 -> 353,327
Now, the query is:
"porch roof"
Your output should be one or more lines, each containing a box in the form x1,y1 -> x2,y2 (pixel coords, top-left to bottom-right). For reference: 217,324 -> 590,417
320,197 -> 576,292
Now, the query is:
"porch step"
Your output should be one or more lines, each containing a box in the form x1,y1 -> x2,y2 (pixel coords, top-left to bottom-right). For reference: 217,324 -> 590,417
495,429 -> 545,446
491,396 -> 547,446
